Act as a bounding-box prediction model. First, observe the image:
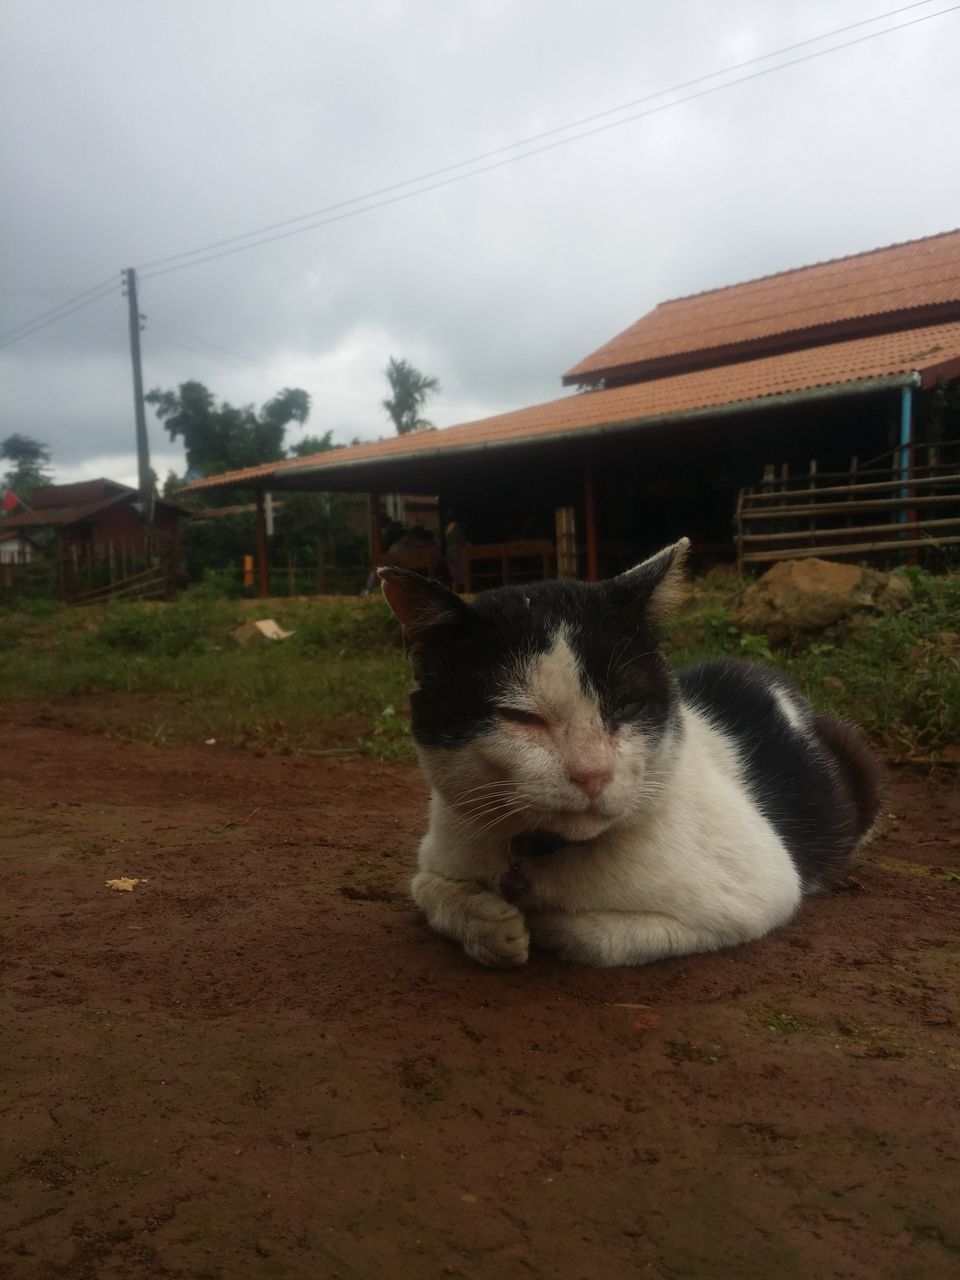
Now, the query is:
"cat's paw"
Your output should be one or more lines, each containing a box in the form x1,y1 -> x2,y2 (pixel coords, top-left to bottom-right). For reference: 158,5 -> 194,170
463,898 -> 530,968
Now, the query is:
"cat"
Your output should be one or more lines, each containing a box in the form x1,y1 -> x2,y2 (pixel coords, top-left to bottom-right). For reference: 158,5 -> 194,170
379,538 -> 881,968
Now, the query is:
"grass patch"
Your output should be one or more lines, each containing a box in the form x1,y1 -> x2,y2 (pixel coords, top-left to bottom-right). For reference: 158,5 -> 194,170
746,1004 -> 821,1036
0,590 -> 411,756
747,1000 -> 960,1065
0,569 -> 956,758
870,858 -> 960,882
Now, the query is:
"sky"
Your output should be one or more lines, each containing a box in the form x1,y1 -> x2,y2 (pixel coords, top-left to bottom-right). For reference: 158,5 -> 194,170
2,0 -> 958,489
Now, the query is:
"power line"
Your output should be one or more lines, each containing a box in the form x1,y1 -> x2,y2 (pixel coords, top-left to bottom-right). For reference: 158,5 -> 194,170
0,275 -> 118,346
138,1 -> 954,280
0,280 -> 118,350
4,2 -> 956,339
149,330 -> 283,381
147,317 -> 368,401
147,317 -> 385,407
147,317 -> 277,373
147,314 -> 514,417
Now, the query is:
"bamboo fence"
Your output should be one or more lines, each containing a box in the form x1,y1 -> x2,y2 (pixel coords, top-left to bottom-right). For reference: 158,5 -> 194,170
735,441 -> 960,569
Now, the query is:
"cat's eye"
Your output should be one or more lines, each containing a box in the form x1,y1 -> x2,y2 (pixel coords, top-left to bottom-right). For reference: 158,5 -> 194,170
499,707 -> 547,728
613,701 -> 645,723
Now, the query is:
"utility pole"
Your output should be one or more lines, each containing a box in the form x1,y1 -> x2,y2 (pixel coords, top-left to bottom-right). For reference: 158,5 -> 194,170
122,268 -> 152,519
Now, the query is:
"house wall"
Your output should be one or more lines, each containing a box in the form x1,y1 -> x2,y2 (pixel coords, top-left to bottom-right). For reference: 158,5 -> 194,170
60,501 -> 180,554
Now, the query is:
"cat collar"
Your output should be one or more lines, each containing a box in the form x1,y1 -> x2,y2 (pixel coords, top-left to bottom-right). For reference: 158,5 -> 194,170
499,831 -> 589,902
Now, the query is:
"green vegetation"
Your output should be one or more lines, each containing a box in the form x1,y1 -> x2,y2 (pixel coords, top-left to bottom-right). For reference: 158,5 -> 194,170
1,432 -> 53,502
382,356 -> 440,435
668,568 -> 959,758
0,568 -> 956,759
0,591 -> 410,756
148,380 -> 311,488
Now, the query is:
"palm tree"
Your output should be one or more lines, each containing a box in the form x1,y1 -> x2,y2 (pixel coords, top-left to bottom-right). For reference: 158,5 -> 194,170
382,357 -> 440,434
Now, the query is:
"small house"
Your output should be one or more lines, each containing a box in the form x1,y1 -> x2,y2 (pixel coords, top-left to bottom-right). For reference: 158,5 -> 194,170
0,479 -> 184,601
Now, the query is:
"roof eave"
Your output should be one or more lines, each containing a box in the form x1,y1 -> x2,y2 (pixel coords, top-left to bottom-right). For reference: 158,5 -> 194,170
233,371 -> 923,491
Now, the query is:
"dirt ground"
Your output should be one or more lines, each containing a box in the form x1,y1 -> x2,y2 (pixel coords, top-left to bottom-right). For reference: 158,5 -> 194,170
1,718 -> 958,1280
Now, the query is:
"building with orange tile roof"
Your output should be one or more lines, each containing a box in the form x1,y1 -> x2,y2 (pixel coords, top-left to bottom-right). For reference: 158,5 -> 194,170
180,229 -> 960,591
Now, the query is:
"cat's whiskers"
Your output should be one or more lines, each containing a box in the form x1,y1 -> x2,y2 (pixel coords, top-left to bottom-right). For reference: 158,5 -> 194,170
450,783 -> 525,813
446,789 -> 541,839
448,796 -> 525,825
446,791 -> 528,824
450,808 -> 535,839
467,803 -> 537,840
453,780 -> 524,804
604,636 -> 632,688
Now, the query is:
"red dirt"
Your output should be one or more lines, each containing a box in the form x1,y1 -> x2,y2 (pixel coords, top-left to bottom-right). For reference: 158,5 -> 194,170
1,722 -> 958,1280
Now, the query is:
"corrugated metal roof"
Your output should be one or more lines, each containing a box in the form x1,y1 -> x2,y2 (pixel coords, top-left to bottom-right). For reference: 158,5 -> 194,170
29,479 -> 131,511
564,228 -> 960,383
2,484 -> 185,529
180,318 -> 960,494
0,494 -> 127,529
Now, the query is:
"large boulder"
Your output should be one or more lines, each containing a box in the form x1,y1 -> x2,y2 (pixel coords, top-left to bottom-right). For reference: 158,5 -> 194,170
735,558 -> 913,645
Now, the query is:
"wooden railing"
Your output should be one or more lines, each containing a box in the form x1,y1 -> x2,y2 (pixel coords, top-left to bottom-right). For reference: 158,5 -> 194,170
735,441 -> 960,568
462,540 -> 555,592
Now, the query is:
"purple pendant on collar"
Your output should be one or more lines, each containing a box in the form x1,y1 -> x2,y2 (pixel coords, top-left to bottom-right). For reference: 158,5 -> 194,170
499,865 -> 530,902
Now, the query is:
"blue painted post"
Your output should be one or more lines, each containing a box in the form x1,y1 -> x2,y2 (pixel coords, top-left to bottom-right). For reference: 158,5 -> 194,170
899,386 -> 913,522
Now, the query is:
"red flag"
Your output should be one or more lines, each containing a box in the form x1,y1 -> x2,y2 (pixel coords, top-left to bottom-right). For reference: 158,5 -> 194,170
2,490 -> 22,513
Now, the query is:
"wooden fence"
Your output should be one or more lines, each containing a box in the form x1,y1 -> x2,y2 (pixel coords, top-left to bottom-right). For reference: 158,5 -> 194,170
735,440 -> 960,569
0,536 -> 178,605
264,554 -> 369,596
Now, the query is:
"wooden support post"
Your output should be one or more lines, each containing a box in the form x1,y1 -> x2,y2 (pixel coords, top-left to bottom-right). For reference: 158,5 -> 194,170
845,456 -> 858,529
255,489 -> 269,598
555,507 -> 577,578
369,492 -> 383,561
584,453 -> 599,583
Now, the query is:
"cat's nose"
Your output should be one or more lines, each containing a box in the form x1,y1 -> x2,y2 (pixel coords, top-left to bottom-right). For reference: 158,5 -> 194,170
568,765 -> 613,800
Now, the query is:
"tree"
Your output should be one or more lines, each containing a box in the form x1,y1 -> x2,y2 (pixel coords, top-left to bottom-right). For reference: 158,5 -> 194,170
146,381 -> 311,481
258,388 -> 311,462
382,357 -> 440,435
288,430 -> 335,458
1,433 -> 52,500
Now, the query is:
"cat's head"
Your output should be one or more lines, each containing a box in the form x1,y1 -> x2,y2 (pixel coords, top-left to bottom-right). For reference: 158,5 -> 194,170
380,538 -> 688,843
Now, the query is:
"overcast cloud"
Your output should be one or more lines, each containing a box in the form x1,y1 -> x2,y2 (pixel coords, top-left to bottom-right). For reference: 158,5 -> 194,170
2,0 -> 958,488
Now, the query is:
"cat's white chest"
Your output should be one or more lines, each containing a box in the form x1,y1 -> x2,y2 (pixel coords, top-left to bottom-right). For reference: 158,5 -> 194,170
501,706 -> 802,934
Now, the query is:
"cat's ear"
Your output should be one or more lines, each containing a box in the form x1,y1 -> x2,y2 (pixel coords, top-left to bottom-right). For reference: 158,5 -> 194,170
378,567 -> 471,641
608,537 -> 690,621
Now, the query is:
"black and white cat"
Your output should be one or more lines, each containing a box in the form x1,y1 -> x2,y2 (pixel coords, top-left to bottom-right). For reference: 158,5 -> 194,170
379,539 -> 880,968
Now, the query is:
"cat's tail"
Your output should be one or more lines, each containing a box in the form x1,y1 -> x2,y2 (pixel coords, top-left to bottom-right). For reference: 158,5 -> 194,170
813,714 -> 884,849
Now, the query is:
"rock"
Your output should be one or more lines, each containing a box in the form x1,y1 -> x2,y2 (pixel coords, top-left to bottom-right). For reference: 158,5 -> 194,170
875,573 -> 914,613
734,558 -> 913,645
